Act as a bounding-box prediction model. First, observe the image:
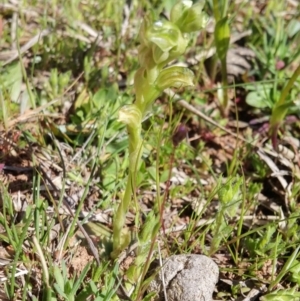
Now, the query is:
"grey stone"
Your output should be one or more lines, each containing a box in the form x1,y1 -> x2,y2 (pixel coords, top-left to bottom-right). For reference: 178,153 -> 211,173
148,254 -> 219,301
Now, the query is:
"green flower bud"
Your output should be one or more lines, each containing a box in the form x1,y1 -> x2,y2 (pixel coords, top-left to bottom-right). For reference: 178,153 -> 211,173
118,105 -> 143,172
118,104 -> 142,127
171,1 -> 208,33
155,65 -> 194,90
138,16 -> 188,68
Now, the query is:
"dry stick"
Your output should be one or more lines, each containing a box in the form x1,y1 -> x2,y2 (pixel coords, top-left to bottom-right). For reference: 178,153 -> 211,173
160,147 -> 176,234
240,284 -> 267,301
164,215 -> 280,234
0,3 -> 39,18
168,89 -> 274,151
120,3 -> 132,38
3,28 -> 51,66
158,242 -> 168,301
165,89 -> 250,143
11,12 -> 18,50
37,124 -> 101,265
167,90 -> 289,192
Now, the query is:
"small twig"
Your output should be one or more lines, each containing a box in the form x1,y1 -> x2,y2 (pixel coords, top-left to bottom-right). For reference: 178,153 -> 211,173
55,222 -> 72,262
165,90 -> 251,144
167,90 -> 293,163
2,166 -> 33,172
158,242 -> 168,301
115,276 -> 134,301
70,128 -> 97,164
257,149 -> 288,190
164,215 -> 280,234
11,12 -> 18,50
0,3 -> 39,18
3,28 -> 51,66
75,21 -> 99,38
74,21 -> 107,48
238,284 -> 267,301
117,240 -> 139,264
121,3 -> 132,38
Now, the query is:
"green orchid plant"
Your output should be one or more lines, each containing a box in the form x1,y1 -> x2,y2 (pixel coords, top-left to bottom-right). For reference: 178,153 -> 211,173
111,3 -> 208,292
212,0 -> 230,116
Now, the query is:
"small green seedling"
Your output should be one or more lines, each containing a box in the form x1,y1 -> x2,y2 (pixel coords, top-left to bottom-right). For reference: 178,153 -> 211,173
53,261 -> 91,301
269,64 -> 300,150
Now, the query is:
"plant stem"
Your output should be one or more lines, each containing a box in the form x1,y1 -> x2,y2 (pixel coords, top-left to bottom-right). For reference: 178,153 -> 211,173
278,64 -> 300,106
270,63 -> 300,149
112,172 -> 133,256
220,59 -> 229,116
212,0 -> 221,20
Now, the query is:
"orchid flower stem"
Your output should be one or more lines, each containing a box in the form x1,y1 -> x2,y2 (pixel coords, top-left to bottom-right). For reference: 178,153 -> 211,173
112,172 -> 133,255
111,0 -> 208,269
221,60 -> 229,115
278,64 -> 300,106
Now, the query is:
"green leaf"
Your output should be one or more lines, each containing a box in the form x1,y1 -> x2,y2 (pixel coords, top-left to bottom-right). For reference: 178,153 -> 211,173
64,281 -> 74,296
93,89 -> 107,110
289,260 -> 300,284
53,266 -> 65,293
218,177 -> 242,206
261,289 -> 300,301
270,101 -> 295,127
0,62 -> 23,104
89,281 -> 98,293
269,246 -> 300,291
245,85 -> 274,109
71,262 -> 92,296
147,166 -> 157,181
111,227 -> 131,259
246,92 -> 271,109
214,16 -> 230,61
53,283 -> 67,299
287,19 -> 300,38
